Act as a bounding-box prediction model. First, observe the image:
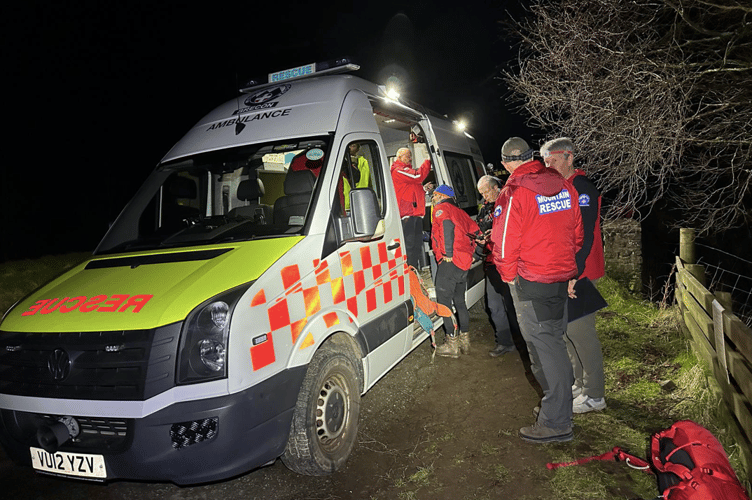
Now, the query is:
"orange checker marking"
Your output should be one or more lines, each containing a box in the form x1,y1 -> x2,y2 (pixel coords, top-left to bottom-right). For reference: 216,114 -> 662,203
360,246 -> 372,269
371,262 -> 382,282
331,276 -> 345,304
303,286 -> 321,316
250,289 -> 266,307
366,288 -> 377,312
341,251 -> 353,276
268,298 -> 291,331
300,333 -> 315,350
250,334 -> 275,371
378,241 -> 388,263
281,265 -> 301,290
394,239 -> 403,259
323,312 -> 339,328
353,270 -> 366,294
398,275 -> 405,295
315,266 -> 331,286
383,281 -> 393,303
286,282 -> 303,296
291,318 -> 307,343
347,296 -> 358,317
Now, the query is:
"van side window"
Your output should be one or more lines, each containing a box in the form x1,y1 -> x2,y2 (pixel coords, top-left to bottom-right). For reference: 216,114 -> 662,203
443,152 -> 481,215
333,141 -> 384,217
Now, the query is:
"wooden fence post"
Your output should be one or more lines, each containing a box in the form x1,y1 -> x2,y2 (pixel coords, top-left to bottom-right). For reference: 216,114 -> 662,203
680,228 -> 705,286
680,228 -> 696,264
716,291 -> 733,312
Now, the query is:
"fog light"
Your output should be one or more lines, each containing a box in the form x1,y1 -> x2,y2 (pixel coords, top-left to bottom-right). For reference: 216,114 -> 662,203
170,418 -> 218,450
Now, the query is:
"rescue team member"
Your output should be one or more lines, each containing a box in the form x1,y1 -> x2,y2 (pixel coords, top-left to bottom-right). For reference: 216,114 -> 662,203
476,175 -> 522,358
491,137 -> 583,443
540,137 -> 607,414
343,143 -> 371,210
391,147 -> 431,269
431,184 -> 481,358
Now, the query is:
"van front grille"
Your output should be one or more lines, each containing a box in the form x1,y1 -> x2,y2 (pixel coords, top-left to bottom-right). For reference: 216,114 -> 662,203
0,324 -> 181,401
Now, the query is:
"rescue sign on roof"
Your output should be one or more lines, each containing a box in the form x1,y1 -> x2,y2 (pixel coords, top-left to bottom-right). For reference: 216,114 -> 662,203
269,63 -> 316,83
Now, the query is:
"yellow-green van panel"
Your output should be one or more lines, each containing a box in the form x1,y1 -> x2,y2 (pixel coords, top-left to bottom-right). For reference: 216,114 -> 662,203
1,237 -> 302,333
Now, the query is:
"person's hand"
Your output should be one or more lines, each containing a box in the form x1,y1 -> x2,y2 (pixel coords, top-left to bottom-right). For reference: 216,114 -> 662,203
568,279 -> 578,299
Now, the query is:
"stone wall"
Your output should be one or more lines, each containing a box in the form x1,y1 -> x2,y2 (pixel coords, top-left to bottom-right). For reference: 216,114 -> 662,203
602,219 -> 642,291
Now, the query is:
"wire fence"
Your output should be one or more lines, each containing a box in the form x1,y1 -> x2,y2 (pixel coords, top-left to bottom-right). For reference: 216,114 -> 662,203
695,242 -> 752,328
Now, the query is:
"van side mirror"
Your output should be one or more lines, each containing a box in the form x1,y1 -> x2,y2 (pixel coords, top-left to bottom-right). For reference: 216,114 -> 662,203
336,188 -> 383,242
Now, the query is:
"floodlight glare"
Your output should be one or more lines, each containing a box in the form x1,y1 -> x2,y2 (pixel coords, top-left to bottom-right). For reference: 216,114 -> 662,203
386,87 -> 400,100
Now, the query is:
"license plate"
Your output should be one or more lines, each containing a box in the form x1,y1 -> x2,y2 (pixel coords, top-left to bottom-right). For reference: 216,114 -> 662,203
30,447 -> 106,479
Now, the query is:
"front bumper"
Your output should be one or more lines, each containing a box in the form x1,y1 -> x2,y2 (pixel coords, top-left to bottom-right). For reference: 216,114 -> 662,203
0,365 -> 306,485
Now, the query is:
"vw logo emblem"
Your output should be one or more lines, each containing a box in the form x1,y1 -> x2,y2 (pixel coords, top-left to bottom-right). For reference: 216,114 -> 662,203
48,349 -> 70,381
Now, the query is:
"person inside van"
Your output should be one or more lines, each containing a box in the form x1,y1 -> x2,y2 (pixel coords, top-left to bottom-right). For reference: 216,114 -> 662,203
343,142 -> 370,210
391,147 -> 430,269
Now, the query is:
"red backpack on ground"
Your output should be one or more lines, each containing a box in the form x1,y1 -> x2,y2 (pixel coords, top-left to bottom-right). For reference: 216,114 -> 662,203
548,420 -> 749,499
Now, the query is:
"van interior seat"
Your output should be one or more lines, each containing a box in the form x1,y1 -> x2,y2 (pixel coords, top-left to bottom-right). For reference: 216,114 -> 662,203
273,169 -> 316,226
228,173 -> 272,223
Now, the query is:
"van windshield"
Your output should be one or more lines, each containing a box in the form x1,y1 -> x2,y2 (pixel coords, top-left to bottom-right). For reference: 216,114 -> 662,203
96,137 -> 330,254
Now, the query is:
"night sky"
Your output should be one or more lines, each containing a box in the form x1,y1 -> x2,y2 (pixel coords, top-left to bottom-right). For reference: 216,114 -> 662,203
3,1 -> 535,261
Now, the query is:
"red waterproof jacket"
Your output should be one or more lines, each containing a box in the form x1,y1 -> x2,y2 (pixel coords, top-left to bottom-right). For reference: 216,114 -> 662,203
390,159 -> 430,217
569,170 -> 605,281
432,199 -> 480,271
491,160 -> 583,283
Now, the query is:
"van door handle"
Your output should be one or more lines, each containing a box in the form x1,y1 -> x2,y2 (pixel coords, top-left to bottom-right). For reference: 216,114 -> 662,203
387,242 -> 400,250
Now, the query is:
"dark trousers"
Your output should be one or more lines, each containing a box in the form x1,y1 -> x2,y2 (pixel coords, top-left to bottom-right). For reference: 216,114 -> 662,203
402,216 -> 424,270
435,261 -> 469,335
485,263 -> 520,347
509,277 -> 573,430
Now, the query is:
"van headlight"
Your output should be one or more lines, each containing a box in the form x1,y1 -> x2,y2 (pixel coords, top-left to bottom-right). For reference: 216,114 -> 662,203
177,284 -> 250,384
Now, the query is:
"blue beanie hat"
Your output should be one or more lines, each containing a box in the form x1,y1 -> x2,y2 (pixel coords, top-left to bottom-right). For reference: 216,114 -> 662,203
434,184 -> 454,197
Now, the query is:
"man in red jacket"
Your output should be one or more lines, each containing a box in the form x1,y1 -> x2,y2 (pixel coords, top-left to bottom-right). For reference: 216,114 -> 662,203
491,137 -> 583,443
431,184 -> 481,358
391,147 -> 431,269
541,137 -> 606,414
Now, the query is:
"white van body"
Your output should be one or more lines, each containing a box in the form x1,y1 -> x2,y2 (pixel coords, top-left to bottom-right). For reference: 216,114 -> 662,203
0,63 -> 487,484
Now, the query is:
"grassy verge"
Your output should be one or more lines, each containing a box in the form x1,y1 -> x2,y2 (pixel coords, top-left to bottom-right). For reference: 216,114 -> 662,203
546,276 -> 750,499
0,253 -> 91,315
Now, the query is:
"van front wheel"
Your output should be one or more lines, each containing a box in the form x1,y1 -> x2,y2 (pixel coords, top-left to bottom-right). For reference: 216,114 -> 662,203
281,342 -> 361,475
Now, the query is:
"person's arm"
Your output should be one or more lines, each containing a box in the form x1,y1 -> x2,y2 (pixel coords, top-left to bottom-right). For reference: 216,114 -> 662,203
357,157 -> 370,188
572,176 -> 599,277
417,159 -> 431,182
442,219 -> 455,260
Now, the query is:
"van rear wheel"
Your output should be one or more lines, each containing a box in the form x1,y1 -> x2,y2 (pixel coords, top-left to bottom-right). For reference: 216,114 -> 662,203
281,342 -> 361,475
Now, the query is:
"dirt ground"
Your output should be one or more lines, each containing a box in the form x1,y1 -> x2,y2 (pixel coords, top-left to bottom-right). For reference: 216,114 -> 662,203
0,303 -> 567,500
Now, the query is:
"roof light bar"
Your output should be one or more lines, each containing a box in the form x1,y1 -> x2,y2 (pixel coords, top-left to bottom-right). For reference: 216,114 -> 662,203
240,58 -> 360,93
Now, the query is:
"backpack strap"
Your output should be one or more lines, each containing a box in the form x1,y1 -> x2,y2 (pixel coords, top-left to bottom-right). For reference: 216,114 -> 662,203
547,447 -> 651,472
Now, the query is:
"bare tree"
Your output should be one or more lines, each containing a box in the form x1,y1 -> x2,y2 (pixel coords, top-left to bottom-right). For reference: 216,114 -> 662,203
504,0 -> 752,235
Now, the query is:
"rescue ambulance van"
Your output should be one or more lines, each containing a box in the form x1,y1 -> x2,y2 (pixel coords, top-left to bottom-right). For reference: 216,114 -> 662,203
0,59 -> 486,484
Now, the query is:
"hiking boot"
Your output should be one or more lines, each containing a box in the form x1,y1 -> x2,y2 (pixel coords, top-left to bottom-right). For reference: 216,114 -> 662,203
519,421 -> 573,443
435,335 -> 460,359
572,394 -> 607,414
458,332 -> 470,354
489,344 -> 516,357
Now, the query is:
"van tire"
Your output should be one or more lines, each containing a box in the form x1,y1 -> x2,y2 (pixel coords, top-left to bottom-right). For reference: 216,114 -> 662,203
281,341 -> 361,475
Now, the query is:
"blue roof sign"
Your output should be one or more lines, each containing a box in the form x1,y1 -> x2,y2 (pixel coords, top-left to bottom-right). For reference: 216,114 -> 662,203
269,63 -> 316,83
